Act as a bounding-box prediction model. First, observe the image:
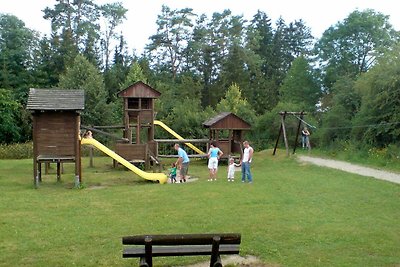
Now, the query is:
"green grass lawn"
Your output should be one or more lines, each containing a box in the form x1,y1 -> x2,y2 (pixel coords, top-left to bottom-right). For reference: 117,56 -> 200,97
0,150 -> 399,267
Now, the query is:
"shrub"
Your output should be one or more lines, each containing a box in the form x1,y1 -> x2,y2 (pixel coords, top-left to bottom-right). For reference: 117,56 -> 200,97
0,142 -> 33,159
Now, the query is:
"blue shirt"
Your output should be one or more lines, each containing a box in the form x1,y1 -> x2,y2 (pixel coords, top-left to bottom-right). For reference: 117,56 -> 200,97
178,148 -> 190,163
209,147 -> 221,158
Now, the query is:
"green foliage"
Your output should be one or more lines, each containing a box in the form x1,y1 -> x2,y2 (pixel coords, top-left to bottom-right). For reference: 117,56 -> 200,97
216,83 -> 256,124
0,89 -> 22,143
99,2 -> 128,70
279,56 -> 320,111
0,14 -> 37,90
58,55 -> 116,126
315,9 -> 398,89
317,77 -> 361,146
120,62 -> 147,89
165,97 -> 212,139
147,5 -> 196,79
0,142 -> 32,159
351,44 -> 400,146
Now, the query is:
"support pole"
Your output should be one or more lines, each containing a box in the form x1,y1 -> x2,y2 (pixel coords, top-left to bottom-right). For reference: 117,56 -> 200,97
281,112 -> 289,156
293,112 -> 304,154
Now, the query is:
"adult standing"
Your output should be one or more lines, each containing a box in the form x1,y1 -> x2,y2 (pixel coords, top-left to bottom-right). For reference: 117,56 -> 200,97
207,141 -> 223,181
301,127 -> 311,149
174,144 -> 190,183
241,141 -> 253,183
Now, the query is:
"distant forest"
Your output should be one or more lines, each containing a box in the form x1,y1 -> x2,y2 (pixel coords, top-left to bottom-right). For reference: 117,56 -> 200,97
1,1 -> 400,151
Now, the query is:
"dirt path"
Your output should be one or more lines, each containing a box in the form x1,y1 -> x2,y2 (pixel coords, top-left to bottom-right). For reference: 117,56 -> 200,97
298,155 -> 400,185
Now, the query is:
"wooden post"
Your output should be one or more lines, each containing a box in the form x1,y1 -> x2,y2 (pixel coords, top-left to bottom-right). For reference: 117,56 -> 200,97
273,113 -> 284,155
89,146 -> 94,167
75,114 -> 82,187
136,114 -> 141,144
57,162 -> 61,182
33,113 -> 38,187
281,112 -> 289,156
210,236 -> 221,267
144,237 -> 153,267
293,112 -> 304,154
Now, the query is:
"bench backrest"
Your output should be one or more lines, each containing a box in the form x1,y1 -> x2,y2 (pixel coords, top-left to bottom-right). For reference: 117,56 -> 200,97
122,233 -> 241,246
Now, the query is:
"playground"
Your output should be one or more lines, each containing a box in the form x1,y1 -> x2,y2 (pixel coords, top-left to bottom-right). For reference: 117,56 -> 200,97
26,84 -> 250,188
1,150 -> 399,266
0,84 -> 395,266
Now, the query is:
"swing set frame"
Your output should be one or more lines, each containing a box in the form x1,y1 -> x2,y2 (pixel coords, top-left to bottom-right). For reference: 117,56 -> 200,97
273,111 -> 308,156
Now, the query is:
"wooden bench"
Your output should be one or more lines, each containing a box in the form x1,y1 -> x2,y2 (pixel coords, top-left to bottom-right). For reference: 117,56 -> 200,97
122,233 -> 241,267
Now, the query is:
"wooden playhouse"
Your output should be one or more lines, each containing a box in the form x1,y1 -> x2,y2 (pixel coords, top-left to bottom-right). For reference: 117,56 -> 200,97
27,88 -> 84,187
203,112 -> 251,158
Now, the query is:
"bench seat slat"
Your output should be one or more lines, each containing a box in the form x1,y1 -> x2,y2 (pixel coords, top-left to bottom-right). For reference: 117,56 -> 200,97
122,233 -> 241,245
123,244 -> 240,258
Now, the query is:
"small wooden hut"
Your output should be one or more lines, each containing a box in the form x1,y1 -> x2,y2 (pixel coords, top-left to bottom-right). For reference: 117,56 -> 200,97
27,88 -> 84,187
116,81 -> 161,166
203,112 -> 251,158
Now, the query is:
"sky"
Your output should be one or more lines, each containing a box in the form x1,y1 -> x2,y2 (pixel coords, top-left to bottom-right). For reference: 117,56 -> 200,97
1,0 -> 399,54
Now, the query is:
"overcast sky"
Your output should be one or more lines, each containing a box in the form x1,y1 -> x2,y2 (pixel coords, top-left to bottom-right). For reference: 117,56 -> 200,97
1,0 -> 399,54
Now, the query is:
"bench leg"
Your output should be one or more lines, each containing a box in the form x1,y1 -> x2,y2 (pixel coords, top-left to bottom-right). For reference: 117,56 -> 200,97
139,257 -> 149,267
213,255 -> 222,267
210,236 -> 221,267
144,237 -> 153,267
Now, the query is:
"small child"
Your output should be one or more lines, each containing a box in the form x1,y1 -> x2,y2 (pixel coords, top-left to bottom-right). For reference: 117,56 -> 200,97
168,162 -> 177,183
227,158 -> 238,182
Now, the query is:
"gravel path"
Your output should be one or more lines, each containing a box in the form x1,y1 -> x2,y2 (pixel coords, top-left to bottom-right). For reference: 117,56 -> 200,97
298,155 -> 400,185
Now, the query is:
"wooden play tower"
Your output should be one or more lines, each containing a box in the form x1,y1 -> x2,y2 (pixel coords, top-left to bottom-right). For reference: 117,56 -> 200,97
115,81 -> 161,168
27,88 -> 84,187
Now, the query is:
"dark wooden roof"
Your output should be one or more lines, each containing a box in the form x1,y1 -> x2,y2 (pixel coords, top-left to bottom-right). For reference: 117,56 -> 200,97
203,112 -> 251,130
26,88 -> 85,111
117,81 -> 161,98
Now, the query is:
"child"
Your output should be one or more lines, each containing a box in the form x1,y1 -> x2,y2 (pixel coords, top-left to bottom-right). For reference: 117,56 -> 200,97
227,158 -> 238,182
168,162 -> 177,183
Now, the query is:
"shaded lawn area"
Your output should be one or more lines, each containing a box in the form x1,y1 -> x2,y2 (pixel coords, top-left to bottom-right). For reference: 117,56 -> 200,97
0,150 -> 399,267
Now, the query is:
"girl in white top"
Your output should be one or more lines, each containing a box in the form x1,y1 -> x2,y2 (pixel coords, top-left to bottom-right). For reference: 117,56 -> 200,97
207,142 -> 223,181
227,157 -> 238,182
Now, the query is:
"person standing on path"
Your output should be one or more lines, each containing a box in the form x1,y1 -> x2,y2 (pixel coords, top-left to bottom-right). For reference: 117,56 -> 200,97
174,144 -> 190,183
241,141 -> 253,183
207,141 -> 223,181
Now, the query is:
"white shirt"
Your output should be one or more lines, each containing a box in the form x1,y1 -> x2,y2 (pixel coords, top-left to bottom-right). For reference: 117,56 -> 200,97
243,147 -> 253,163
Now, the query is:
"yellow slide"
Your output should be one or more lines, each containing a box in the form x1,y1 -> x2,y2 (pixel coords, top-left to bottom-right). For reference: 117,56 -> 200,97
154,120 -> 205,154
81,138 -> 167,184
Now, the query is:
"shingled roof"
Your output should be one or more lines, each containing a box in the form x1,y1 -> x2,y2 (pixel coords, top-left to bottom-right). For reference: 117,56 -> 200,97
26,88 -> 85,111
203,112 -> 251,129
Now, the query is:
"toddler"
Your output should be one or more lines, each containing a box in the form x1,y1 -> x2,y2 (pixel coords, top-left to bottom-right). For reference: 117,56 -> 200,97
168,162 -> 177,183
227,158 -> 238,182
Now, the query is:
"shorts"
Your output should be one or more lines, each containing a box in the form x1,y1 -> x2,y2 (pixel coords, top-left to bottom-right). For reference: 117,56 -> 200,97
180,162 -> 189,177
208,157 -> 219,169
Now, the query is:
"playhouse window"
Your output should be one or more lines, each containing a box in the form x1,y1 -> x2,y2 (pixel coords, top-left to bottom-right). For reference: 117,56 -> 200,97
127,98 -> 139,109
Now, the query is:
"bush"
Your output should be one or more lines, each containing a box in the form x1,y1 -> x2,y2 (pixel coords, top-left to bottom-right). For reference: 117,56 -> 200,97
0,142 -> 33,159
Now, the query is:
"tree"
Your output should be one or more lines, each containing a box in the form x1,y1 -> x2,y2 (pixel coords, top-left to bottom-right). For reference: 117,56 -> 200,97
43,0 -> 101,68
318,76 -> 361,145
120,62 -> 148,89
0,14 -> 37,91
58,55 -> 115,126
216,83 -> 256,124
279,56 -> 320,111
99,2 -> 127,71
146,5 -> 195,79
315,9 -> 399,91
351,44 -> 400,146
0,89 -> 22,143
